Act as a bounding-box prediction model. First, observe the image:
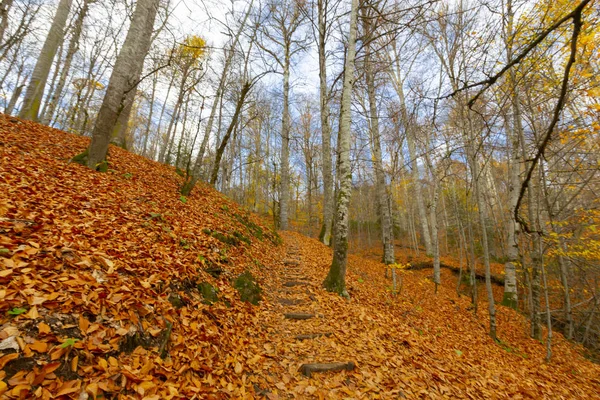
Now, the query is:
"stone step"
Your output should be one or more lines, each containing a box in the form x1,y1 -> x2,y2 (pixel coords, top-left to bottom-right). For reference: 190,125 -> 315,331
284,312 -> 314,320
283,259 -> 300,266
283,281 -> 310,287
278,298 -> 304,306
299,362 -> 356,378
295,333 -> 332,341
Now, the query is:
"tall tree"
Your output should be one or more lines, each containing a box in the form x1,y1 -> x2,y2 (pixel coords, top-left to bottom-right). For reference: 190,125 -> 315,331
255,0 -> 307,230
75,0 -> 159,170
18,0 -> 72,121
362,3 -> 395,266
322,0 -> 359,297
42,0 -> 95,125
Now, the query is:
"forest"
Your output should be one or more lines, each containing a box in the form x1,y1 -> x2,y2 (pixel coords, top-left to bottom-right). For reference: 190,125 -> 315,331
0,0 -> 599,398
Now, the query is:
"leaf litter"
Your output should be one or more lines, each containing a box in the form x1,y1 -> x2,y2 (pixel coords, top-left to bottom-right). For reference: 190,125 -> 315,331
0,116 -> 599,398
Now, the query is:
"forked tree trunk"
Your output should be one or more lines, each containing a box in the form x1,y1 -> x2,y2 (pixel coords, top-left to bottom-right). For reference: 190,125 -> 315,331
19,0 -> 72,121
322,0 -> 358,298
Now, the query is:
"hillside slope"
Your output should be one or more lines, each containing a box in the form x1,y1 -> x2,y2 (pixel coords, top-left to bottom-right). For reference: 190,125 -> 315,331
1,116 -> 599,399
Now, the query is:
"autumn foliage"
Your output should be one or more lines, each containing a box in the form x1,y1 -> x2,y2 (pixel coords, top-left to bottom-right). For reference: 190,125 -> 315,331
1,116 -> 599,398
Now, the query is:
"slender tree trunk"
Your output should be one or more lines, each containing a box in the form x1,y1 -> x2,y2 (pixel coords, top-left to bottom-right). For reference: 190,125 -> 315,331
317,0 -> 333,246
502,0 -> 519,310
39,41 -> 63,121
279,48 -> 291,230
82,0 -> 159,169
363,11 -> 394,266
19,0 -> 72,121
322,0 -> 358,298
0,0 -> 13,46
141,72 -> 158,157
42,0 -> 91,125
188,1 -> 253,192
210,82 -> 251,185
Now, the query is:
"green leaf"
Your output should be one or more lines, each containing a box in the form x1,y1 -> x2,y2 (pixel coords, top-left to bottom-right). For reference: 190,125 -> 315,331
8,307 -> 27,315
0,248 -> 9,254
61,338 -> 79,348
179,196 -> 188,204
455,349 -> 463,356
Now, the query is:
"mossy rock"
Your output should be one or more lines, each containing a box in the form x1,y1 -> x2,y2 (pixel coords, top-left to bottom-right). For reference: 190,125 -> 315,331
198,282 -> 219,305
233,271 -> 262,305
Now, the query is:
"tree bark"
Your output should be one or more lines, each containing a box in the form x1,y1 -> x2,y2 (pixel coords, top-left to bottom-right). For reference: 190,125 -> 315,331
322,0 -> 358,298
279,47 -> 291,230
82,0 -> 159,169
317,0 -> 333,246
19,0 -> 72,121
210,82 -> 251,185
42,0 -> 92,125
363,8 -> 394,266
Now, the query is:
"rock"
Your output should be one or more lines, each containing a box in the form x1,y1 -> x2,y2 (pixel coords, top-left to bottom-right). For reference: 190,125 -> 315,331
299,362 -> 356,378
295,333 -> 332,341
284,312 -> 314,320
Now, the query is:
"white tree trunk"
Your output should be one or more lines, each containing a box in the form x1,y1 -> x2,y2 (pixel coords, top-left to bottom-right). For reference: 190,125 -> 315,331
317,0 -> 333,246
322,0 -> 358,297
19,0 -> 72,121
279,50 -> 291,230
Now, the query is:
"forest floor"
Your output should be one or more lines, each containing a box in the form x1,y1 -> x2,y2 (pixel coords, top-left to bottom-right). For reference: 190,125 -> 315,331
1,115 -> 600,399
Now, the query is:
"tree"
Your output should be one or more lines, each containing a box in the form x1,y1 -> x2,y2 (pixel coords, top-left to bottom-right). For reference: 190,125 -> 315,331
18,0 -> 72,121
76,0 -> 159,170
361,2 -> 395,266
255,0 -> 307,230
322,0 -> 359,297
41,0 -> 95,125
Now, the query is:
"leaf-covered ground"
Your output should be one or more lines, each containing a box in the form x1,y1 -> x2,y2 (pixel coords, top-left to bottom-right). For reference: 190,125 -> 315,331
1,115 -> 599,399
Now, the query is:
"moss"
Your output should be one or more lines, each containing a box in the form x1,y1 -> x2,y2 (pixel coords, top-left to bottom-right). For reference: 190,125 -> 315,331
211,231 -> 239,246
501,292 -> 518,309
197,282 -> 219,305
71,149 -> 89,166
323,247 -> 349,299
202,228 -> 212,235
167,292 -> 185,309
233,231 -> 251,245
175,167 -> 185,177
233,271 -> 262,305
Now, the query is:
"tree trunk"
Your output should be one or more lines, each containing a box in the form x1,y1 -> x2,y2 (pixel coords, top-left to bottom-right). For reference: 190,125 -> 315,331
42,0 -> 91,125
279,48 -> 291,230
363,10 -> 394,266
0,0 -> 13,46
322,0 -> 358,298
188,2 -> 253,191
317,0 -> 333,246
82,0 -> 159,170
210,82 -> 251,185
19,0 -> 72,121
141,72 -> 158,157
501,0 -> 519,310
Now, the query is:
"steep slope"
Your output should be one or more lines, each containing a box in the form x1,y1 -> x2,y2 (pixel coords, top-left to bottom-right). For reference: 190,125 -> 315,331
0,115 -> 284,398
1,115 -> 599,399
